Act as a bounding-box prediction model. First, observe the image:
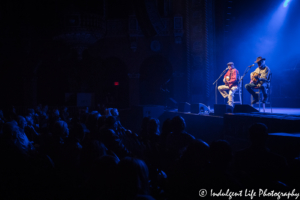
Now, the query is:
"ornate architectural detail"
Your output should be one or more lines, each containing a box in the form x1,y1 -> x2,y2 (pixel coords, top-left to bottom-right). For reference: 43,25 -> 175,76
145,0 -> 165,34
128,15 -> 142,52
128,15 -> 143,37
158,18 -> 171,36
54,10 -> 106,60
106,19 -> 128,37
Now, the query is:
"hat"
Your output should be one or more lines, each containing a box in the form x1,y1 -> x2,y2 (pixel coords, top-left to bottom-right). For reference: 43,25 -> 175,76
227,62 -> 234,65
255,56 -> 266,63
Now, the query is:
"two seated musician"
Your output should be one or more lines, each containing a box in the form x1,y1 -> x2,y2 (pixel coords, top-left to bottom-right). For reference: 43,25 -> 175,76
245,56 -> 271,104
218,62 -> 240,107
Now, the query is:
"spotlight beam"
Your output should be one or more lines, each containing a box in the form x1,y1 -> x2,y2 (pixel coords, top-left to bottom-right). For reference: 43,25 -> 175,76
283,0 -> 291,7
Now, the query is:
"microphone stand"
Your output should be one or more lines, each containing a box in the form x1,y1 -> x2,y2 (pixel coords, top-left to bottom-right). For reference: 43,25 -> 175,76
238,65 -> 254,105
213,68 -> 228,104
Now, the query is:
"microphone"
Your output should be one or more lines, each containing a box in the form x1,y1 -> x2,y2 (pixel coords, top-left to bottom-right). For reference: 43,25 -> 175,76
249,64 -> 255,68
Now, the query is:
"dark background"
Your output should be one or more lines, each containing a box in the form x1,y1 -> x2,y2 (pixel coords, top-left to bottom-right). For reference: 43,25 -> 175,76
0,0 -> 299,108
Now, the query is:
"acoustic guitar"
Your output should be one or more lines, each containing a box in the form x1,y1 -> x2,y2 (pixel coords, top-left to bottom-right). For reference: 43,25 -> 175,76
251,72 -> 261,84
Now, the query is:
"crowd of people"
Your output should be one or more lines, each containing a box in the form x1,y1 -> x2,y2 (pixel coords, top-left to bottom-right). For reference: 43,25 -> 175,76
0,104 -> 298,199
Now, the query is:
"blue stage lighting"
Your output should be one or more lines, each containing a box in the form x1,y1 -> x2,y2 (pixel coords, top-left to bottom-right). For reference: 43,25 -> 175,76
283,0 -> 291,7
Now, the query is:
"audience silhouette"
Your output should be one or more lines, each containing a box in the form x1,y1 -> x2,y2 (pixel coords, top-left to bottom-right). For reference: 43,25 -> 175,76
0,105 -> 294,200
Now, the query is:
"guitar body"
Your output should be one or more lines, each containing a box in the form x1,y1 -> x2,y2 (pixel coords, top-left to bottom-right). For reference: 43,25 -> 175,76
251,72 -> 261,84
225,76 -> 230,86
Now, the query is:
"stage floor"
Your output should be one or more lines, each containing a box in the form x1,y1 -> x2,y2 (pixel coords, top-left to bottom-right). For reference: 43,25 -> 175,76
229,107 -> 300,115
251,107 -> 300,115
169,107 -> 300,116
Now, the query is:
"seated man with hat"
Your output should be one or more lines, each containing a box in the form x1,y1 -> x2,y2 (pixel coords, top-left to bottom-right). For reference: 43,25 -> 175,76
245,56 -> 271,104
218,62 -> 240,107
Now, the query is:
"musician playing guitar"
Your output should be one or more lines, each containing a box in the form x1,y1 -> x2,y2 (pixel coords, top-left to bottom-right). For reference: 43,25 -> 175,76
218,62 -> 240,107
245,56 -> 271,104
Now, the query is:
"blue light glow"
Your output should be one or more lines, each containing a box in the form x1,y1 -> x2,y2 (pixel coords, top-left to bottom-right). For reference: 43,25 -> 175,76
283,0 -> 291,7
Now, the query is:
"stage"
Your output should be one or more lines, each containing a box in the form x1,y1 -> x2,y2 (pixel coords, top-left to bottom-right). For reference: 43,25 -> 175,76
121,105 -> 300,162
212,107 -> 300,115
161,106 -> 300,161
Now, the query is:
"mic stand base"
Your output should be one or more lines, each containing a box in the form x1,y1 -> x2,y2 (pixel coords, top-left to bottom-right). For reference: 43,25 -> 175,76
213,69 -> 228,105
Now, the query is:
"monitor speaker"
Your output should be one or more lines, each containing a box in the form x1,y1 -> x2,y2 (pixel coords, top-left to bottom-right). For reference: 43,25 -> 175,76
233,105 -> 259,113
178,102 -> 190,112
214,104 -> 233,116
191,103 -> 210,114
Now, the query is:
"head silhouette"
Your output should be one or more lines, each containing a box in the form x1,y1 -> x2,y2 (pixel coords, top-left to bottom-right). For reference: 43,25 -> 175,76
53,120 -> 69,140
147,118 -> 160,136
171,116 -> 186,133
181,139 -> 210,169
248,123 -> 268,147
117,157 -> 149,199
210,140 -> 232,167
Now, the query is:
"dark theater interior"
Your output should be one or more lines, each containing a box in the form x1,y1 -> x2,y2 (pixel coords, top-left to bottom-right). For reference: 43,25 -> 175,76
1,0 -> 300,199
